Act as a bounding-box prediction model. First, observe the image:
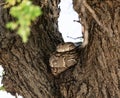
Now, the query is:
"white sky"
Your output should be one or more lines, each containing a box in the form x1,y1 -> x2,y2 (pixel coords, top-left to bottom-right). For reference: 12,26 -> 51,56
0,0 -> 82,97
58,0 -> 82,42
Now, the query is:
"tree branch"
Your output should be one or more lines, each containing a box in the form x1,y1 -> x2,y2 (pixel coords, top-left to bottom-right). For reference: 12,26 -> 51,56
83,0 -> 110,34
0,3 -> 7,6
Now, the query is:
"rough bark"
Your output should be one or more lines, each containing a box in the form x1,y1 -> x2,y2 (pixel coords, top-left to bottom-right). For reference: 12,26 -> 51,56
61,0 -> 120,98
0,0 -> 63,98
0,0 -> 120,98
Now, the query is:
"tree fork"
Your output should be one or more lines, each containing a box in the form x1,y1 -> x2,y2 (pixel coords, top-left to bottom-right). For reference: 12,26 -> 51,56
0,0 -> 120,98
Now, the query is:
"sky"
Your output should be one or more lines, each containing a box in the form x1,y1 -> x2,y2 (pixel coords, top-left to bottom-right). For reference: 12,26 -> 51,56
58,0 -> 82,42
0,0 -> 82,97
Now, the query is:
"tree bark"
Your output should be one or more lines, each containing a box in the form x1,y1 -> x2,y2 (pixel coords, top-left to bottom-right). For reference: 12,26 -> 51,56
0,0 -> 120,98
0,0 -> 63,98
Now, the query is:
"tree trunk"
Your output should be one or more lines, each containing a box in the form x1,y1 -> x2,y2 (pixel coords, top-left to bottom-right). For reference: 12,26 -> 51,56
0,0 -> 120,98
0,0 -> 63,98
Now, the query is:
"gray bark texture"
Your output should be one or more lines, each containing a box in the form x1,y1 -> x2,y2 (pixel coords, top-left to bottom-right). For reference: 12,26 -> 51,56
0,0 -> 120,98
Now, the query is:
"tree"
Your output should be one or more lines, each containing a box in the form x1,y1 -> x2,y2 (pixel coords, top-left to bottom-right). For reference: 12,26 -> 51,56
0,0 -> 120,98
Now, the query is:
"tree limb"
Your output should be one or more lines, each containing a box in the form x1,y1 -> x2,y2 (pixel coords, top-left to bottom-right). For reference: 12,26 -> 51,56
83,0 -> 110,34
